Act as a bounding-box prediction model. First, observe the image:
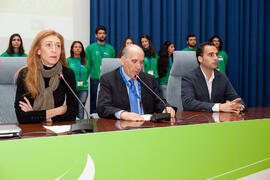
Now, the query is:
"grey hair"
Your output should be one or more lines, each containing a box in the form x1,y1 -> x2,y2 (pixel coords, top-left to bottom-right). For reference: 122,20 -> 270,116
121,44 -> 144,58
121,46 -> 129,58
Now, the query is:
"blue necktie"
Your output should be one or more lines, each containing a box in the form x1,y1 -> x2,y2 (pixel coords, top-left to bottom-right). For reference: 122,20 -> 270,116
128,79 -> 139,114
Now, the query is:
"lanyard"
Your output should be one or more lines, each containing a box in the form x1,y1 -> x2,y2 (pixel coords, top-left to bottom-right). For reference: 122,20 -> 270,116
147,57 -> 152,69
169,56 -> 172,68
96,42 -> 105,57
120,66 -> 143,114
73,57 -> 81,80
147,57 -> 151,64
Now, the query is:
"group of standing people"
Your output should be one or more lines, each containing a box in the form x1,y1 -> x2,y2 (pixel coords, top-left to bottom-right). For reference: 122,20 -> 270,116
181,34 -> 228,74
10,26 -> 231,123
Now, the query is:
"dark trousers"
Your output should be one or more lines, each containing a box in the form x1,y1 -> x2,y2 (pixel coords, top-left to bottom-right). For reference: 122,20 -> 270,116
90,79 -> 99,114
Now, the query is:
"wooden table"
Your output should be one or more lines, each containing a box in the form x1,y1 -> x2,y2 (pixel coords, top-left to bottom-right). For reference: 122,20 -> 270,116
15,107 -> 270,138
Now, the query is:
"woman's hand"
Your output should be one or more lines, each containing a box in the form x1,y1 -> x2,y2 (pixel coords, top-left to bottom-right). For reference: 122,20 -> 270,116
19,97 -> 33,112
46,105 -> 67,120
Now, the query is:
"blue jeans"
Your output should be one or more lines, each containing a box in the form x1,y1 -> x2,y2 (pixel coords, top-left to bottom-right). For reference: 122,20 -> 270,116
159,84 -> 167,99
77,90 -> 88,119
90,79 -> 99,114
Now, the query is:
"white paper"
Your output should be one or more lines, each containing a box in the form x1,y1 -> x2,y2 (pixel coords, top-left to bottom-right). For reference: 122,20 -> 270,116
43,125 -> 71,133
142,114 -> 152,121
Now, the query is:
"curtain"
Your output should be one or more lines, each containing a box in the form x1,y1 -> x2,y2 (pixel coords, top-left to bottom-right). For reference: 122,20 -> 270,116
90,0 -> 270,107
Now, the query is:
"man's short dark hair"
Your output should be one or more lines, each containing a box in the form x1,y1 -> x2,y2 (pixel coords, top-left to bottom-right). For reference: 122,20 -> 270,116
95,25 -> 107,34
196,42 -> 216,63
186,34 -> 196,41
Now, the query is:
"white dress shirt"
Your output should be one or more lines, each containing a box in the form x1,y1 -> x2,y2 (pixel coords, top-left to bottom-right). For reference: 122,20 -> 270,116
200,67 -> 220,112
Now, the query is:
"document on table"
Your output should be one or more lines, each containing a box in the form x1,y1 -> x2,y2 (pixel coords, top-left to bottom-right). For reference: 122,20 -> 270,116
43,125 -> 71,133
142,114 -> 152,121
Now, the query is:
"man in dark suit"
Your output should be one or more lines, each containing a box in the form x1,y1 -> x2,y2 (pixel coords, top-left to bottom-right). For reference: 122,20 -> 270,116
97,44 -> 175,120
181,42 -> 246,113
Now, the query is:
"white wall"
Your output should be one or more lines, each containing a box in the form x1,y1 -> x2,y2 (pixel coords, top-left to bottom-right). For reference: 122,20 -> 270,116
0,0 -> 90,56
73,0 -> 90,50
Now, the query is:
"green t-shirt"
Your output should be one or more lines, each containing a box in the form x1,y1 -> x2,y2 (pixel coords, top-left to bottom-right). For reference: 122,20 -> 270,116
181,47 -> 197,51
85,42 -> 115,80
217,50 -> 228,74
158,57 -> 172,85
0,51 -> 27,57
67,57 -> 89,91
143,55 -> 159,78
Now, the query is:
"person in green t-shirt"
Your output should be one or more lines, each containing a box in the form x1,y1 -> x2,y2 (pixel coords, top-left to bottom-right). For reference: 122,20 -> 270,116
117,37 -> 135,58
208,35 -> 228,74
181,34 -> 197,51
140,35 -> 159,78
158,41 -> 175,98
1,33 -> 27,57
140,35 -> 160,92
67,41 -> 89,119
85,25 -> 115,114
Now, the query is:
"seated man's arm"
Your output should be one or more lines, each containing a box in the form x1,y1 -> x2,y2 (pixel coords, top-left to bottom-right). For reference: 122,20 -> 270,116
115,110 -> 144,121
96,75 -> 123,119
181,75 -> 215,112
97,75 -> 144,121
146,75 -> 177,114
219,98 -> 245,113
223,76 -> 247,111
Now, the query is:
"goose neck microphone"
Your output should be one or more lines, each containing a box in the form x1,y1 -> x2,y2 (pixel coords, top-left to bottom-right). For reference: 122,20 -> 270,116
59,72 -> 93,133
135,74 -> 171,122
59,72 -> 92,121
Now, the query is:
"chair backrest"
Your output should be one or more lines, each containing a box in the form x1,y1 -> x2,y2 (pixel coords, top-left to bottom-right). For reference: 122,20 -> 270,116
166,51 -> 198,111
0,57 -> 27,123
100,58 -> 121,76
96,58 -> 122,108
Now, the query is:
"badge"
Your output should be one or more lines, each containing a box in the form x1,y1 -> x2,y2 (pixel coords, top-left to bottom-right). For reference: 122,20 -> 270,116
148,70 -> 154,75
77,81 -> 83,86
218,57 -> 223,61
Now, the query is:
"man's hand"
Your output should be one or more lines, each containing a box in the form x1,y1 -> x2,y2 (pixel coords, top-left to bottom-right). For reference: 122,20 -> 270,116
120,112 -> 144,121
162,107 -> 176,118
219,98 -> 245,113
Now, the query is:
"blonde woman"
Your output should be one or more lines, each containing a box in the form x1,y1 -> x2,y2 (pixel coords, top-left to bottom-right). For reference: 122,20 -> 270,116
14,30 -> 78,123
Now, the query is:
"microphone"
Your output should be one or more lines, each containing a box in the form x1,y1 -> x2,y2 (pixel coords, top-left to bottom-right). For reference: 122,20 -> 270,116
59,72 -> 93,133
135,74 -> 171,122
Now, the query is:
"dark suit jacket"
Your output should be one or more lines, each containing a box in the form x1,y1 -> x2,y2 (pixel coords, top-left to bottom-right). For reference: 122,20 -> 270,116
97,67 -> 167,119
181,67 -> 246,112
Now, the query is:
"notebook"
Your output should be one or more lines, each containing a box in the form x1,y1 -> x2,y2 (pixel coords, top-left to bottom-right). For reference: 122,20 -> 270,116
0,124 -> 22,137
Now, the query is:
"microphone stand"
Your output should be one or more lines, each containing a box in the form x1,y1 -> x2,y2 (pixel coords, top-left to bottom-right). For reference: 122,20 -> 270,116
59,73 -> 93,133
135,75 -> 171,122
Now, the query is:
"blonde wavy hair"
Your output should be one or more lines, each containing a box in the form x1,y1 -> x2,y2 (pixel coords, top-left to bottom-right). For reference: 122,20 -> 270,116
25,30 -> 67,99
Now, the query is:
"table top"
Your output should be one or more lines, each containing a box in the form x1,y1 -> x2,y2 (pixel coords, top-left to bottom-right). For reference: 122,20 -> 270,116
8,107 -> 270,139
